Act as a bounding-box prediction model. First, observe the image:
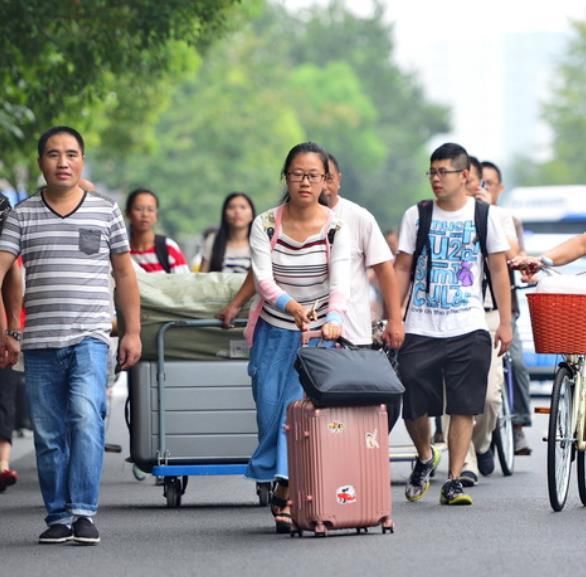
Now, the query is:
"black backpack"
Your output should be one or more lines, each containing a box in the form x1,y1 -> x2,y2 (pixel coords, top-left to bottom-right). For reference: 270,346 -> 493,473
154,234 -> 171,273
409,199 -> 494,304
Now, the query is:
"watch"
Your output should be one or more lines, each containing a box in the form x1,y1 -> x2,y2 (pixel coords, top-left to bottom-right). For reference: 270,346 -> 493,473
5,330 -> 22,342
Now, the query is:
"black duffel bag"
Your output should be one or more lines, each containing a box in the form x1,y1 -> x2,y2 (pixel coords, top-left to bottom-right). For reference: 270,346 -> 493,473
294,336 -> 404,407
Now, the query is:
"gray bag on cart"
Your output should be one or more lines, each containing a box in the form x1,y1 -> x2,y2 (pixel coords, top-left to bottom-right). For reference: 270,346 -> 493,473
126,272 -> 252,360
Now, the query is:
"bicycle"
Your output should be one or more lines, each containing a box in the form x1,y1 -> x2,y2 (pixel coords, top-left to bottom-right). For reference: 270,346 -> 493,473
491,351 -> 515,476
526,279 -> 586,511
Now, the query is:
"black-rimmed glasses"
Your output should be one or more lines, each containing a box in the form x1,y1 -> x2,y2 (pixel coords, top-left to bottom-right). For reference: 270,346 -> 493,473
426,169 -> 463,178
286,171 -> 325,183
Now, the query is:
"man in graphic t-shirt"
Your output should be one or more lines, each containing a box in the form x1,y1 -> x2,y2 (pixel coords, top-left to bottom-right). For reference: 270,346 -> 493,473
394,142 -> 512,506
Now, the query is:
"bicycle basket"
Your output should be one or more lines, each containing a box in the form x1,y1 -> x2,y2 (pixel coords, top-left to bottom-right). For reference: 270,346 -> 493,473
527,293 -> 586,354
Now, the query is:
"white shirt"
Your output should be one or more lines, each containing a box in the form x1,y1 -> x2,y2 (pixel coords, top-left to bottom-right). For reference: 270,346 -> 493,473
333,197 -> 393,344
398,197 -> 510,338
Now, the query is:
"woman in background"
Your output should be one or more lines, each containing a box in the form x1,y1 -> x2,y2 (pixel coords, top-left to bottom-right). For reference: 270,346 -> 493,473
126,188 -> 189,274
201,192 -> 255,274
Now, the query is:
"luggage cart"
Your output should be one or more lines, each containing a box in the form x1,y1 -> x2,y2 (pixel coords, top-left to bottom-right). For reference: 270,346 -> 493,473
128,318 -> 271,508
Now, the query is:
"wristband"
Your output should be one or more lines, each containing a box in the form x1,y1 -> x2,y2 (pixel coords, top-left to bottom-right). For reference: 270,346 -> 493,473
5,330 -> 22,342
539,255 -> 554,267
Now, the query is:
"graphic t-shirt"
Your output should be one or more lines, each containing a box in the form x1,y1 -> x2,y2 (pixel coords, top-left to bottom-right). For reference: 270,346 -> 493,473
398,197 -> 509,338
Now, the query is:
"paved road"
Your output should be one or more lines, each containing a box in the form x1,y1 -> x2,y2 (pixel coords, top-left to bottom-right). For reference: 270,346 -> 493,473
3,388 -> 586,577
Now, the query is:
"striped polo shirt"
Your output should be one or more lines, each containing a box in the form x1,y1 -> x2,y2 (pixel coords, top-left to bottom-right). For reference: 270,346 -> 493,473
0,190 -> 130,349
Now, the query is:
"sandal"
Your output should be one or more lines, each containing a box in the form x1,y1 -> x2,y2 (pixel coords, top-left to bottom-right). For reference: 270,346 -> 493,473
271,494 -> 292,534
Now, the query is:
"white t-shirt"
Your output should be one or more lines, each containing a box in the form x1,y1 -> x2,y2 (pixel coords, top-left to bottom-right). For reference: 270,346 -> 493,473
398,197 -> 510,338
333,197 -> 393,345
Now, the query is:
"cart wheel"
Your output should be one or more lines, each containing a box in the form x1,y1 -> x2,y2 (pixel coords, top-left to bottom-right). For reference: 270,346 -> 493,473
164,477 -> 182,508
132,464 -> 148,482
256,482 -> 271,507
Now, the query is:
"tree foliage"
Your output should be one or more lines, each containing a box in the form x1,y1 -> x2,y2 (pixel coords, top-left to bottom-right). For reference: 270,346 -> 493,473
0,0 -> 243,191
91,0 -> 449,238
510,20 -> 586,186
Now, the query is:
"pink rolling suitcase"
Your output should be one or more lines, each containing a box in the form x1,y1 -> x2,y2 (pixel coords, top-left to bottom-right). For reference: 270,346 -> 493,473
286,400 -> 394,537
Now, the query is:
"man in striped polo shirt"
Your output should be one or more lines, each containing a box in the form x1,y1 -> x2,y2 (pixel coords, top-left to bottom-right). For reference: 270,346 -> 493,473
0,126 -> 141,545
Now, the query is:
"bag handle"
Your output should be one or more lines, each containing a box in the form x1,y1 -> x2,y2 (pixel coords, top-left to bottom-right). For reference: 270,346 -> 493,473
300,330 -> 324,346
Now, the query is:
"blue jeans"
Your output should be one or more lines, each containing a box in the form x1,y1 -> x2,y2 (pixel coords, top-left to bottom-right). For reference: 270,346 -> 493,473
245,320 -> 331,482
24,337 -> 109,526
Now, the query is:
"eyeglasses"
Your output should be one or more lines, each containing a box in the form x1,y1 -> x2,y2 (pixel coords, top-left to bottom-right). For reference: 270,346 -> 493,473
286,171 -> 325,183
426,169 -> 463,179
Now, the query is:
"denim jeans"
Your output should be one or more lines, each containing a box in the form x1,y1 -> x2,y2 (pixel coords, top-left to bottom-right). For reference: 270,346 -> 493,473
24,337 -> 109,526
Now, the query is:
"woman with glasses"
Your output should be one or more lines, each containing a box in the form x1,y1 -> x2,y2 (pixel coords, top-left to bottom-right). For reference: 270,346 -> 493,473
200,192 -> 256,274
244,142 -> 351,533
125,188 -> 189,274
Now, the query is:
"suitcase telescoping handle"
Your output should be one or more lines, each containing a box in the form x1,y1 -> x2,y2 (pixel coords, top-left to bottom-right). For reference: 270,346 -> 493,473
300,330 -> 324,346
300,331 -> 358,348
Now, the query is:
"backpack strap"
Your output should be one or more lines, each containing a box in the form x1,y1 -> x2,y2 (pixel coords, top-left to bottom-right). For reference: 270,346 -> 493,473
154,234 -> 171,273
411,200 -> 434,293
474,200 -> 496,306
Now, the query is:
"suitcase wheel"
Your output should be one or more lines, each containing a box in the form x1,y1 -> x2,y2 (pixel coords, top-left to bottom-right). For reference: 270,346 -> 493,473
256,482 -> 272,507
382,520 -> 395,534
356,527 -> 369,534
164,477 -> 183,508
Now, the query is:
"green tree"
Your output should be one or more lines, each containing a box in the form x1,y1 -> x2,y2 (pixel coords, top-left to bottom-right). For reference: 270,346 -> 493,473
0,0 -> 243,192
286,0 -> 449,228
510,20 -> 586,187
91,0 -> 448,239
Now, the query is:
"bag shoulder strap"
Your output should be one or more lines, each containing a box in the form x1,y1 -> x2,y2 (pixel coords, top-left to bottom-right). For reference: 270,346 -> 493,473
411,200 -> 433,292
474,200 -> 496,305
154,234 -> 171,273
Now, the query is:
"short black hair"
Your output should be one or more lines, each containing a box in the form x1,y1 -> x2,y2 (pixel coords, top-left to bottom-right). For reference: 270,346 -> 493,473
430,142 -> 469,171
481,160 -> 502,183
38,126 -> 85,157
327,152 -> 341,174
469,155 -> 482,180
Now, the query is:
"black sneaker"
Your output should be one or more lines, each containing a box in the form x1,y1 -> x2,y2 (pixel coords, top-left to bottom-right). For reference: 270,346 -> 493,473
39,524 -> 73,544
440,479 -> 472,506
458,470 -> 478,487
476,450 -> 495,476
72,517 -> 100,545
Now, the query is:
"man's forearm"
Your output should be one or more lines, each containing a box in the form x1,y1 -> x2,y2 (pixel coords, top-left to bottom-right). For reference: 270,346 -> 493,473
545,234 -> 586,266
489,255 -> 512,325
2,263 -> 22,331
115,274 -> 141,336
373,261 -> 402,322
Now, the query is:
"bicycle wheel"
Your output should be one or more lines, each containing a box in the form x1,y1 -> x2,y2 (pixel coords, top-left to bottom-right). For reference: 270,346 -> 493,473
493,385 -> 514,476
577,450 -> 586,506
547,365 -> 574,512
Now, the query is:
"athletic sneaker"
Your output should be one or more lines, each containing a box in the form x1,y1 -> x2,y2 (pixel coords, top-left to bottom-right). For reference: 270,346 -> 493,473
38,524 -> 73,544
476,449 -> 495,476
405,445 -> 441,502
440,479 -> 472,506
72,517 -> 100,545
458,470 -> 478,487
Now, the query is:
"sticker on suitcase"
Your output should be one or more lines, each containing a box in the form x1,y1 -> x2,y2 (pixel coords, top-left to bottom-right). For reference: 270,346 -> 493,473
336,485 -> 357,504
327,420 -> 345,433
366,429 -> 379,449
